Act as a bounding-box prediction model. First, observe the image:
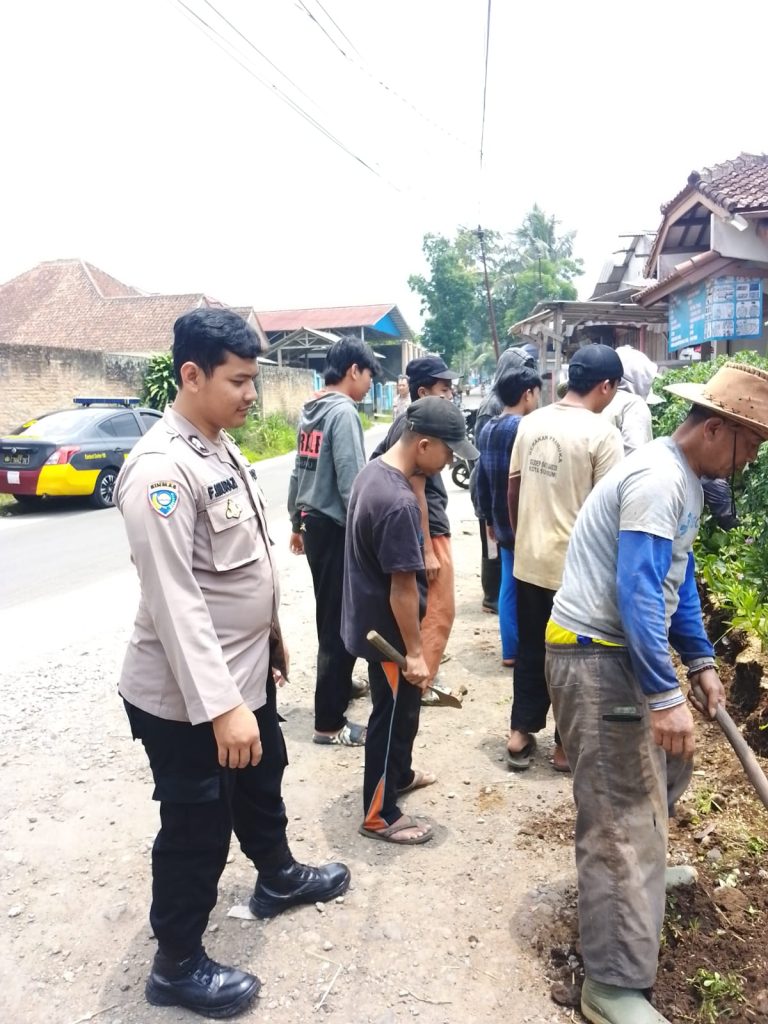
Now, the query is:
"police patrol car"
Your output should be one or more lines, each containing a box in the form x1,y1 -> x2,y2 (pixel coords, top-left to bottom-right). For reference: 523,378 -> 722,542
0,397 -> 162,509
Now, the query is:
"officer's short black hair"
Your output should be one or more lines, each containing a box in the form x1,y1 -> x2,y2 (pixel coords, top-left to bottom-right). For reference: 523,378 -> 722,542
495,369 -> 543,407
323,336 -> 380,385
173,309 -> 262,384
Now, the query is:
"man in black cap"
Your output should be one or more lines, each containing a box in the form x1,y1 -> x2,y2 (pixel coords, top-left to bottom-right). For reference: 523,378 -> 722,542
472,344 -> 539,613
343,397 -> 479,844
505,344 -> 623,771
370,356 -> 460,696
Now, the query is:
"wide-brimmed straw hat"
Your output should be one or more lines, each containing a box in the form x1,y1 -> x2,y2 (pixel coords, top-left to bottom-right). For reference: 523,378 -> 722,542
664,362 -> 768,440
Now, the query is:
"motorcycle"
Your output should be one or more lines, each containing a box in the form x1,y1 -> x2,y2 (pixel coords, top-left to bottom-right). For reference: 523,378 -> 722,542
451,407 -> 477,489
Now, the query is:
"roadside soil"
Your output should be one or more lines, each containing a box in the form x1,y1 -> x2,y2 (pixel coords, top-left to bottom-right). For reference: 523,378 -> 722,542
4,480 -> 767,1024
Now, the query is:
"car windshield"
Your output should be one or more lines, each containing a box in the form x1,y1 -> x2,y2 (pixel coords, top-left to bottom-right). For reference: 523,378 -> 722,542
10,410 -> 106,439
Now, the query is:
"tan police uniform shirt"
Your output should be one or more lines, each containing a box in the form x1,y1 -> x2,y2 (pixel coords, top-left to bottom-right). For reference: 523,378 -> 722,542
115,407 -> 278,725
509,403 -> 623,591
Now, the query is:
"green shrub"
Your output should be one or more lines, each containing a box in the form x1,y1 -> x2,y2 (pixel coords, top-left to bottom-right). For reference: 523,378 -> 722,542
229,413 -> 297,462
654,352 -> 768,648
141,352 -> 177,410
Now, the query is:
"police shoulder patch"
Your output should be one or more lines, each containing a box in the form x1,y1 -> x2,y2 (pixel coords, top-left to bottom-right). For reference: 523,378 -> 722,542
148,480 -> 180,517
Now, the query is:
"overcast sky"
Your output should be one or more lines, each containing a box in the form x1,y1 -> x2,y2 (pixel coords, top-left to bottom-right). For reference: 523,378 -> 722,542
3,0 -> 767,330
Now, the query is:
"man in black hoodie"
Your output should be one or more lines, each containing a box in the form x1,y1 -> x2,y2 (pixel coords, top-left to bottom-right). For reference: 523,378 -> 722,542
287,337 -> 379,746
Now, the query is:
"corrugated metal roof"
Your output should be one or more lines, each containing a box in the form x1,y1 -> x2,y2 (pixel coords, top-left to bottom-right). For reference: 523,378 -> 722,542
257,303 -> 413,339
508,300 -> 668,336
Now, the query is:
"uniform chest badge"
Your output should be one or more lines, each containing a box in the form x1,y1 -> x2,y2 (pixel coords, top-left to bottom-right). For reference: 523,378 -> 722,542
148,481 -> 179,517
225,498 -> 242,519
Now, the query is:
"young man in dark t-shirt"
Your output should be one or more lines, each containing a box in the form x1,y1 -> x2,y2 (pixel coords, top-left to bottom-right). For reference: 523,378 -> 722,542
370,356 -> 460,698
343,397 -> 478,845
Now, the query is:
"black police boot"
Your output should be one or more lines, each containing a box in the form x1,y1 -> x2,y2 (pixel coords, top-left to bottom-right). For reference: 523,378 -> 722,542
249,860 -> 351,919
145,948 -> 261,1019
481,555 -> 501,613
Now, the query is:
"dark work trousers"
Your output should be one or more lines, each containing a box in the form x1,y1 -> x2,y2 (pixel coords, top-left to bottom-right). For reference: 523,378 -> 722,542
302,512 -> 357,733
124,678 -> 291,961
362,661 -> 422,830
512,579 -> 561,744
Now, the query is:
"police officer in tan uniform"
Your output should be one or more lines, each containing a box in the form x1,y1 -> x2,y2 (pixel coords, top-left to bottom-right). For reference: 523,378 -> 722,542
115,309 -> 350,1019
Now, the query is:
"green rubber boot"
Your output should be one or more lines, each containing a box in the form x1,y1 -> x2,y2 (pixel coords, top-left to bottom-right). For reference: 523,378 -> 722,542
581,978 -> 671,1024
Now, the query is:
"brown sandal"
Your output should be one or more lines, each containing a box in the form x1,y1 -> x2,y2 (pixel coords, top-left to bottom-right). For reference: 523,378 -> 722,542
359,815 -> 434,845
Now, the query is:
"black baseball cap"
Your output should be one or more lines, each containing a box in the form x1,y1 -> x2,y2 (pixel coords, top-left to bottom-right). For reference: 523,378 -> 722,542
568,344 -> 623,386
405,356 -> 459,384
406,396 -> 480,461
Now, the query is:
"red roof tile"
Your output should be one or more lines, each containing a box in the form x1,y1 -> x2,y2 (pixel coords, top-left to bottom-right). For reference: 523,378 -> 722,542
0,260 -> 258,354
662,152 -> 768,215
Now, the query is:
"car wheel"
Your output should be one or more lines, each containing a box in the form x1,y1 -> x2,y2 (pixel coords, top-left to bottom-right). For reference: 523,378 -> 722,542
14,494 -> 43,508
90,467 -> 119,509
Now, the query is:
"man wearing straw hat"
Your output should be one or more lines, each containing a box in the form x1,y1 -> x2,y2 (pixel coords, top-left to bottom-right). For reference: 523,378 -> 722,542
545,361 -> 768,1024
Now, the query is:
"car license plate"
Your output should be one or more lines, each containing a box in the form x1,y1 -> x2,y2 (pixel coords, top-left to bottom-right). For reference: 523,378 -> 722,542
6,470 -> 21,485
3,452 -> 29,465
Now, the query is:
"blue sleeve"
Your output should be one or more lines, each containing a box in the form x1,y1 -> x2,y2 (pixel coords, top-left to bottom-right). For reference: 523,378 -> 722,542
668,552 -> 715,665
616,531 -> 685,709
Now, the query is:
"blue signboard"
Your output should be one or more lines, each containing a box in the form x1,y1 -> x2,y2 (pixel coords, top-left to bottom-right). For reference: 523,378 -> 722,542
669,276 -> 763,352
669,282 -> 706,351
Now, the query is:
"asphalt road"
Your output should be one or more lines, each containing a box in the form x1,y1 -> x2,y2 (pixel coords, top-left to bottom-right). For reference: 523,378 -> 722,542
0,425 -> 389,612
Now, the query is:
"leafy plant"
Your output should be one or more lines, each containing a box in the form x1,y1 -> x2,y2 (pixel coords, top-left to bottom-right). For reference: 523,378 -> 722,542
693,786 -> 722,817
688,968 -> 745,1022
654,353 -> 768,651
141,352 -> 177,410
745,835 -> 768,857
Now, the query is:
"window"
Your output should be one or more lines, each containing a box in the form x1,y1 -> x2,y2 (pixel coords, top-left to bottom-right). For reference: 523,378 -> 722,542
101,413 -> 141,439
140,411 -> 162,431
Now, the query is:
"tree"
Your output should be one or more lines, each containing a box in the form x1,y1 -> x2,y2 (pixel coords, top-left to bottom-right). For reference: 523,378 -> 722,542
408,208 -> 583,369
408,234 -> 478,364
501,260 -> 578,333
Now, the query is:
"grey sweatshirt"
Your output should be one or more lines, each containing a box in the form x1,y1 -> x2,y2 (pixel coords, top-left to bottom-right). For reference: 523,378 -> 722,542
287,391 -> 365,530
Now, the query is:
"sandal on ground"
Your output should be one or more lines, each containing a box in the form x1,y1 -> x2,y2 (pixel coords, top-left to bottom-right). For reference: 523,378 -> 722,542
350,678 -> 370,699
397,770 -> 438,795
313,722 -> 367,746
506,735 -> 537,771
358,815 -> 434,845
502,658 -> 515,668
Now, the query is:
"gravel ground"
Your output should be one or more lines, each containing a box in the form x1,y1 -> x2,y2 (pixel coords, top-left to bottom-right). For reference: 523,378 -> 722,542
0,485 -> 575,1024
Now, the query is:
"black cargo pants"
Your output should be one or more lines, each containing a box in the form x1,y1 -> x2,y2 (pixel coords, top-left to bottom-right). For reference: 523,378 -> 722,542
124,676 -> 291,960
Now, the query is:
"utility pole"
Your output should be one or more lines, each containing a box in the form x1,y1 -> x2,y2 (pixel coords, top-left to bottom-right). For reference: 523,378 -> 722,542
477,225 -> 501,361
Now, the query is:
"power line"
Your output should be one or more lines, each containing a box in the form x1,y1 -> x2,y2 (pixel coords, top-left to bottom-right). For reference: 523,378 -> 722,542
479,0 -> 492,169
199,0 -> 313,103
313,0 -> 363,58
170,0 -> 395,187
293,0 -> 472,153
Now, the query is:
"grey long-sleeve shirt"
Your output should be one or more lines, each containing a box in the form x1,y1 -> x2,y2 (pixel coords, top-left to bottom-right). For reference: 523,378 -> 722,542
287,391 -> 365,530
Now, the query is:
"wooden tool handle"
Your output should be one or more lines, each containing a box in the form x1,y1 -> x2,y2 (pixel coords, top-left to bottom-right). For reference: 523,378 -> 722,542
366,630 -> 407,670
691,682 -> 768,812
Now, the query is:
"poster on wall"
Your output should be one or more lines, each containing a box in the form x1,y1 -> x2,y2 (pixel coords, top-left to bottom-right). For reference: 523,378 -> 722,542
668,276 -> 763,352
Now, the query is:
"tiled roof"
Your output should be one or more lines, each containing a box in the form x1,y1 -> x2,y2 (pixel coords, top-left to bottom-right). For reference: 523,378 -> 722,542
662,152 -> 768,215
0,259 -> 243,354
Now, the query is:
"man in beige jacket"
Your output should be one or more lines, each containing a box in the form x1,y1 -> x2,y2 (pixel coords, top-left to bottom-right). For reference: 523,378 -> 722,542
115,308 -> 349,1019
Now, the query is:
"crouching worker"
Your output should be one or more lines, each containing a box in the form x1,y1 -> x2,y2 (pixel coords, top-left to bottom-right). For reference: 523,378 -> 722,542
342,397 -> 478,845
115,309 -> 350,1019
545,362 -> 768,1024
